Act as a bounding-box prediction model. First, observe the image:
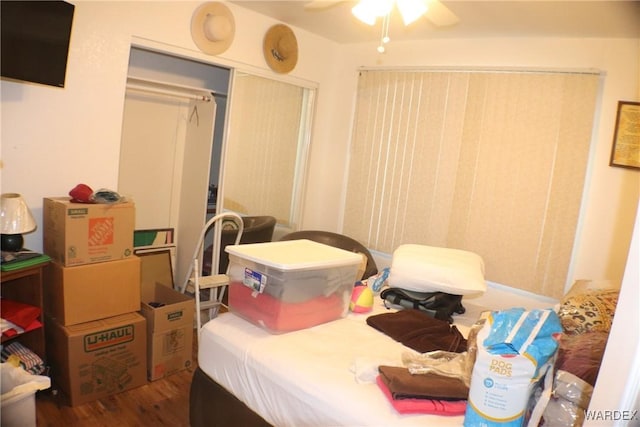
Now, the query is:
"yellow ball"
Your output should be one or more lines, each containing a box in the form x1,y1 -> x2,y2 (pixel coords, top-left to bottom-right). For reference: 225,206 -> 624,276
350,285 -> 374,313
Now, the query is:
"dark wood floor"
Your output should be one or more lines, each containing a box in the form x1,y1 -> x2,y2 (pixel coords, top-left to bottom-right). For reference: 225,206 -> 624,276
35,330 -> 198,427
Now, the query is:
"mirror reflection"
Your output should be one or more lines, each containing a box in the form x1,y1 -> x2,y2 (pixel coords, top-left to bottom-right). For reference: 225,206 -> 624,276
220,71 -> 315,232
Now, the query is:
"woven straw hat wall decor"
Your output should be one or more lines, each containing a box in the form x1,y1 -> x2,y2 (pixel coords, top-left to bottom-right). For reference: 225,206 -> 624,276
263,24 -> 298,74
191,2 -> 235,55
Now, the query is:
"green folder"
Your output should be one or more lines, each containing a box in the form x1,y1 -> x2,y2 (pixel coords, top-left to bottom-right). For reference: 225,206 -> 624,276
1,252 -> 51,272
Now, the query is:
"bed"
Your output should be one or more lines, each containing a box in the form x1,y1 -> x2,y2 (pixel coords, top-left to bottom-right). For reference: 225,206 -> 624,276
190,284 -> 557,427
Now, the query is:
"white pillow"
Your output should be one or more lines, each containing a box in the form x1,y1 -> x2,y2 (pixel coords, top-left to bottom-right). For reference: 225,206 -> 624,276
388,244 -> 486,295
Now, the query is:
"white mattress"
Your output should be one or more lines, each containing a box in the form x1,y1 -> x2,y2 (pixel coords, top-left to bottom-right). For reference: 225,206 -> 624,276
198,285 -> 557,427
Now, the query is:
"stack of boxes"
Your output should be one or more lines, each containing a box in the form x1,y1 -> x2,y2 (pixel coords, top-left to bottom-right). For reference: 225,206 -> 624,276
42,197 -> 141,406
42,196 -> 194,406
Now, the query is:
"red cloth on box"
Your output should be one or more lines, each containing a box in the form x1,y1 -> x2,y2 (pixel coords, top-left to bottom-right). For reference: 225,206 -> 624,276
375,375 -> 467,416
228,282 -> 346,333
1,298 -> 41,329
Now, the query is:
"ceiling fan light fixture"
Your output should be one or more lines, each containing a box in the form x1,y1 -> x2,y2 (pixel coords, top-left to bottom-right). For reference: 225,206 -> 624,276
352,0 -> 394,25
396,0 -> 428,25
350,0 -> 435,54
352,2 -> 376,25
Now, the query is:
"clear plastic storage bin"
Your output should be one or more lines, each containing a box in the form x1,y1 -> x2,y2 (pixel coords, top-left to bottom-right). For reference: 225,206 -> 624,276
225,239 -> 362,333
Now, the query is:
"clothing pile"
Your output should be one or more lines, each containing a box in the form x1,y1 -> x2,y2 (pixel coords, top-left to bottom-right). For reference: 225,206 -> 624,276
1,341 -> 46,375
366,308 -> 482,416
361,244 -> 488,415
1,298 -> 43,341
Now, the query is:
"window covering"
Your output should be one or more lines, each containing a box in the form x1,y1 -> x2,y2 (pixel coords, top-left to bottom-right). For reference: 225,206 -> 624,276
344,70 -> 599,298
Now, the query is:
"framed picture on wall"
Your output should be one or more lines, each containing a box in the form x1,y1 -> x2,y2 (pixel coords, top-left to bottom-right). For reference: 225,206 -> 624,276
609,101 -> 640,170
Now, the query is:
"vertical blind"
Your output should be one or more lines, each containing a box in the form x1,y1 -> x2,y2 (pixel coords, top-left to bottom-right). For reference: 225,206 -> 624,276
343,70 -> 600,298
223,74 -> 305,226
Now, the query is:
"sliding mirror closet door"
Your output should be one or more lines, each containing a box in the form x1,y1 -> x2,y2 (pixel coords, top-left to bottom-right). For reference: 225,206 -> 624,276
118,78 -> 216,287
220,72 -> 315,237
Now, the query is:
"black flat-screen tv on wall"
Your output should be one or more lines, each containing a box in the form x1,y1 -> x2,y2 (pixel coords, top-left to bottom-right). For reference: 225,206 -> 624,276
1,1 -> 75,88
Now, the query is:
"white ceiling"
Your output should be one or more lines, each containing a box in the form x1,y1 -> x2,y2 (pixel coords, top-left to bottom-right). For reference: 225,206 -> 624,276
231,1 -> 640,43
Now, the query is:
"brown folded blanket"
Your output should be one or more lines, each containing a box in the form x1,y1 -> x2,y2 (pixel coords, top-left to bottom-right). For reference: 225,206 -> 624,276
367,309 -> 467,353
379,365 -> 469,401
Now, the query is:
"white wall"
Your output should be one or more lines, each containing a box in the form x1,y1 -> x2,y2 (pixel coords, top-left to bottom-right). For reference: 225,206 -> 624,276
1,2 -> 638,295
1,1 -> 342,248
585,200 -> 640,425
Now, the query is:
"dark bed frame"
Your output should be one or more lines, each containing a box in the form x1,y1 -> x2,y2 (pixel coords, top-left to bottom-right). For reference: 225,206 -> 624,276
189,367 -> 272,427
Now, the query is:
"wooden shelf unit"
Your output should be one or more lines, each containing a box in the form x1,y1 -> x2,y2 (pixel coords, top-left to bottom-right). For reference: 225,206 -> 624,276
1,261 -> 49,362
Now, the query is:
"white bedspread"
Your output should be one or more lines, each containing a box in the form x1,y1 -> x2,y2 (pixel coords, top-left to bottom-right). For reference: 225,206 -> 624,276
198,285 -> 557,426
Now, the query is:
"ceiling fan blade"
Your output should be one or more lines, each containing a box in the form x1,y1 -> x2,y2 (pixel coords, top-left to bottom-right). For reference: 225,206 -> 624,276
425,0 -> 459,27
304,0 -> 344,10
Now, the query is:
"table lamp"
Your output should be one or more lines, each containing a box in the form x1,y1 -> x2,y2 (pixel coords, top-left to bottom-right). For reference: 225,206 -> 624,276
0,193 -> 37,252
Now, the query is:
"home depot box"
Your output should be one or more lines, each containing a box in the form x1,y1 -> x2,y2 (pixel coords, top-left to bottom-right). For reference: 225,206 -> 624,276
140,283 -> 194,381
44,257 -> 141,326
45,312 -> 147,406
43,197 -> 135,266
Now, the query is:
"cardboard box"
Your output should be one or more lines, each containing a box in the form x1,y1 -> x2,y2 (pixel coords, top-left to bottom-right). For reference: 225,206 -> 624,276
136,249 -> 175,291
43,197 -> 135,266
137,251 -> 193,381
45,312 -> 147,406
135,246 -> 177,279
140,283 -> 194,381
44,257 -> 141,326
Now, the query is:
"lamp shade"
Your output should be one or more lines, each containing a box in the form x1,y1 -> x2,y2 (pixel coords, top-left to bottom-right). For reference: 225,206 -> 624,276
0,193 -> 37,234
352,0 -> 394,25
397,0 -> 428,25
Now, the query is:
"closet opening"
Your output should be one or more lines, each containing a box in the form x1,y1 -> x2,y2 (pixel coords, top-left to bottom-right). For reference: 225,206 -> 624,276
118,46 -> 230,286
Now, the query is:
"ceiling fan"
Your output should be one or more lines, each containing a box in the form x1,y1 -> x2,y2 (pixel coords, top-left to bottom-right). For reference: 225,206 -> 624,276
304,0 -> 459,52
304,0 -> 459,28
